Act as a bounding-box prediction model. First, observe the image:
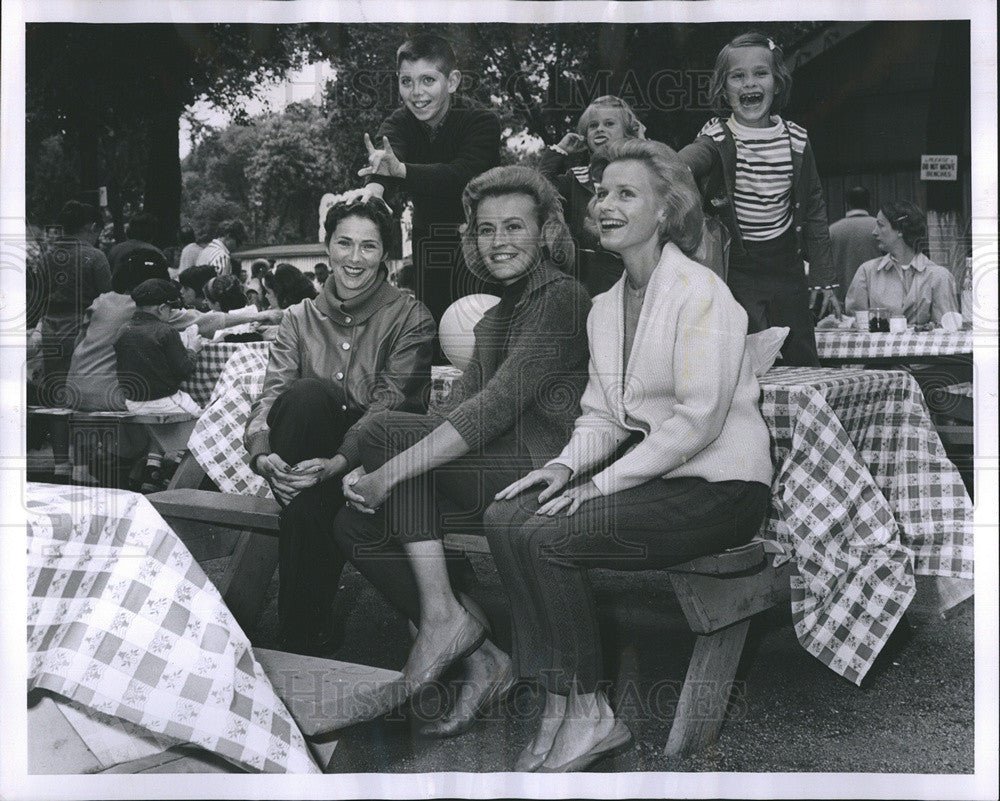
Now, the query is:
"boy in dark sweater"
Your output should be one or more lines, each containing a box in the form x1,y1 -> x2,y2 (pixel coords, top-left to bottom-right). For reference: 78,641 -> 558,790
115,279 -> 204,487
356,33 -> 502,328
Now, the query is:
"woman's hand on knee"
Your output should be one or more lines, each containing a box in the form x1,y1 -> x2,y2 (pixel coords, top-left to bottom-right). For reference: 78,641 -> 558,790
342,466 -> 377,514
495,464 -> 572,502
345,468 -> 391,513
536,479 -> 602,517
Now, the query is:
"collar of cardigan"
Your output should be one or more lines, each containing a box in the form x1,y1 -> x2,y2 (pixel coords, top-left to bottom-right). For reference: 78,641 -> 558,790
314,267 -> 399,325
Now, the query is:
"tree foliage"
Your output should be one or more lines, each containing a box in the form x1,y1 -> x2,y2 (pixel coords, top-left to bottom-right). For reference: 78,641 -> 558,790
26,23 -> 328,242
182,103 -> 344,245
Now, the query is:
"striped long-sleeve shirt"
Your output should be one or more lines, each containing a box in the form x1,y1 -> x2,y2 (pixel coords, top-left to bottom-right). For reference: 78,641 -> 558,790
727,116 -> 797,242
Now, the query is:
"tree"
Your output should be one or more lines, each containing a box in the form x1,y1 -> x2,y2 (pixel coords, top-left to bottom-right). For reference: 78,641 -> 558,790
181,103 -> 345,245
26,23 -> 328,244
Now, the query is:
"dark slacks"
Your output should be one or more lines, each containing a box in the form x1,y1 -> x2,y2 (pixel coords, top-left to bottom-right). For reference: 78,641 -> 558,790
267,378 -> 359,642
727,229 -> 820,367
483,476 -> 771,695
332,410 -> 533,624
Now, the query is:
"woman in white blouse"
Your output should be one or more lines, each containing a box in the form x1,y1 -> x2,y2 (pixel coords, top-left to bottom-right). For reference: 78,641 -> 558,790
485,139 -> 774,772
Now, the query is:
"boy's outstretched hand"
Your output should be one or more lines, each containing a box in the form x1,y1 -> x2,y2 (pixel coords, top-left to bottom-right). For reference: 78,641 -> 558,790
358,134 -> 406,180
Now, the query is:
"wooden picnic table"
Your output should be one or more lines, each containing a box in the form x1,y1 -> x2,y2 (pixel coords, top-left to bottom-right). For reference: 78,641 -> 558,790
184,346 -> 974,686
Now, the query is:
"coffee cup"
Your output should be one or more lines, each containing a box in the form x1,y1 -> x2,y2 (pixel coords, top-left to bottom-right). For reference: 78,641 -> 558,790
889,316 -> 907,333
853,310 -> 870,331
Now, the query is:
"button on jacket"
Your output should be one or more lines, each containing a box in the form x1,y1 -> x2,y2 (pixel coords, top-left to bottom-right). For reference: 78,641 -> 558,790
244,271 -> 436,468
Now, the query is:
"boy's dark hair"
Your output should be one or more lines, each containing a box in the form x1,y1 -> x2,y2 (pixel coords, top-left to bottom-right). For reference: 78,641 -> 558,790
178,264 -> 218,297
112,247 -> 169,294
126,212 -> 159,243
879,199 -> 927,252
179,226 -> 196,245
396,33 -> 457,74
131,278 -> 182,308
844,186 -> 871,212
55,200 -> 102,234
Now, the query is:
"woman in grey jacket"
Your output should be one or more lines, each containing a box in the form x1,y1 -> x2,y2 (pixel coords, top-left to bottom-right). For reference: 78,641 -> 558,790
245,198 -> 436,655
333,166 -> 591,737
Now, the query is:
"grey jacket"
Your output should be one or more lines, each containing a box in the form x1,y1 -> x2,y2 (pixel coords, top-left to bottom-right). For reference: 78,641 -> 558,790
244,271 -> 435,467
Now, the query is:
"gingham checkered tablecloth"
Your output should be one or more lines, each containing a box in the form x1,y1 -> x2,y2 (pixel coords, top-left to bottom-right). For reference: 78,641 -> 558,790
26,483 -> 320,773
815,329 -> 973,361
182,341 -> 271,408
759,367 -> 973,684
189,353 -> 463,498
189,355 -> 973,685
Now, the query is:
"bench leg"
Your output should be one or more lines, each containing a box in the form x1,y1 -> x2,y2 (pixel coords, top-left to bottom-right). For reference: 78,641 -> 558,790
664,618 -> 750,757
222,532 -> 279,632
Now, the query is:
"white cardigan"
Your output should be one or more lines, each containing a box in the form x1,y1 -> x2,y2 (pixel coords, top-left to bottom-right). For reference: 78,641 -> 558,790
549,242 -> 774,495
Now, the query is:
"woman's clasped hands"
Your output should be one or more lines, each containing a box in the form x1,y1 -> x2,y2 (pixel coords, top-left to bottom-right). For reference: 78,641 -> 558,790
255,453 -> 347,505
494,463 -> 602,516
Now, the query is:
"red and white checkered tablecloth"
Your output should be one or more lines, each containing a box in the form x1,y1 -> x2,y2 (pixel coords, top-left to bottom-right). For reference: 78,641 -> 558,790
815,329 -> 973,361
26,483 -> 320,773
759,366 -> 973,684
189,354 -> 973,686
181,341 -> 271,408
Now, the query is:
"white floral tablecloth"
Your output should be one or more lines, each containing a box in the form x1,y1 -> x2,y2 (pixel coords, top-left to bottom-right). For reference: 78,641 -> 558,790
26,483 -> 320,773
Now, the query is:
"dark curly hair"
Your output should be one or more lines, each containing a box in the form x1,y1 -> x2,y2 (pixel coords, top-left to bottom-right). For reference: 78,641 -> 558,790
263,263 -> 318,309
323,198 -> 394,251
204,274 -> 249,312
879,199 -> 927,252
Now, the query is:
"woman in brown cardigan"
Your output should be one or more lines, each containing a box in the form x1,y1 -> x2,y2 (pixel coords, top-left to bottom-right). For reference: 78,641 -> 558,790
332,166 -> 591,737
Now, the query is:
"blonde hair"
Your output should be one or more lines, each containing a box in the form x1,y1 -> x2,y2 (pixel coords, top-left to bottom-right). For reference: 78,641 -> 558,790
461,166 -> 575,278
589,139 -> 704,256
576,95 -> 646,143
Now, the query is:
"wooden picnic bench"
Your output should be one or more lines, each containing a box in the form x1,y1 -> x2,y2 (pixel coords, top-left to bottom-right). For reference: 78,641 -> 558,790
28,406 -> 200,486
147,457 -> 794,758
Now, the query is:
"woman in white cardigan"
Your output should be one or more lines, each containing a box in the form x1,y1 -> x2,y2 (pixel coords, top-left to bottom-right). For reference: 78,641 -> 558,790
484,139 -> 774,772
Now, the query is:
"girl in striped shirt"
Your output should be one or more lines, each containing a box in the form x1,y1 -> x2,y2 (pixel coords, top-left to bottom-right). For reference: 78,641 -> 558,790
679,32 -> 842,366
